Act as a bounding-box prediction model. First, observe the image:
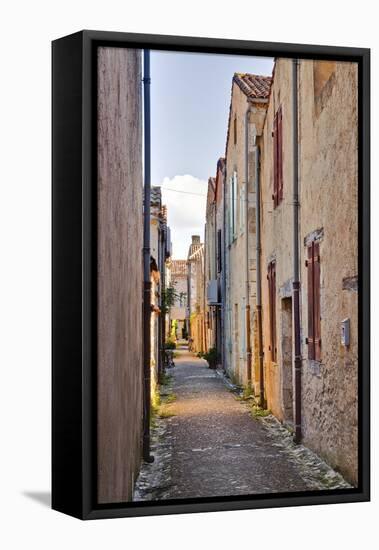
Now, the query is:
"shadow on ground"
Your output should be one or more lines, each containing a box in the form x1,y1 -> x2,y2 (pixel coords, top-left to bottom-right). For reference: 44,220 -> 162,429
22,491 -> 51,507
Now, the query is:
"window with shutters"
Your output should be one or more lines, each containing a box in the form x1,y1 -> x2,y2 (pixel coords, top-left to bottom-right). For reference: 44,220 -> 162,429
229,171 -> 238,243
306,241 -> 321,361
217,229 -> 222,273
267,261 -> 277,362
273,106 -> 283,208
228,176 -> 233,244
239,184 -> 245,235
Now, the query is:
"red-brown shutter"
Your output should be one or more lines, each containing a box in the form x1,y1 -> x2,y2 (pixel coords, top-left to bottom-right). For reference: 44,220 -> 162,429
267,261 -> 277,362
313,242 -> 321,360
307,244 -> 314,360
272,262 -> 277,361
273,113 -> 278,208
278,107 -> 283,202
307,242 -> 321,361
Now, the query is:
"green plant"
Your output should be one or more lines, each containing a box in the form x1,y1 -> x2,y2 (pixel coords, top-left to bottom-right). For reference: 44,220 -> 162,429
159,372 -> 173,386
251,405 -> 271,418
162,392 -> 176,404
170,319 -> 178,339
241,384 -> 254,400
202,347 -> 220,369
164,339 -> 176,350
161,286 -> 179,315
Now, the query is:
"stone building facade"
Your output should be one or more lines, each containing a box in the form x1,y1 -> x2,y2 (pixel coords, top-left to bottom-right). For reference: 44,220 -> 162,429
258,58 -> 358,484
170,259 -> 188,340
215,159 -> 226,363
224,74 -> 272,387
97,47 -> 143,503
204,177 -> 217,351
150,187 -> 172,394
205,61 -> 358,486
187,236 -> 206,353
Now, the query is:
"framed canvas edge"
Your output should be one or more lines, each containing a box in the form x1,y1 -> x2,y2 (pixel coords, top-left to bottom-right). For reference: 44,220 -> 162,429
52,30 -> 370,521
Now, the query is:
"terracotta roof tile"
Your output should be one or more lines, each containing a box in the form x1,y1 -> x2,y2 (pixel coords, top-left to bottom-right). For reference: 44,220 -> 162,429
171,259 -> 187,276
233,73 -> 272,99
224,72 -> 272,159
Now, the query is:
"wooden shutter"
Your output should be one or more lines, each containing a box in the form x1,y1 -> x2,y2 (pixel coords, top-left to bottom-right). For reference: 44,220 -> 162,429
217,229 -> 222,273
272,262 -> 277,361
273,107 -> 283,208
307,241 -> 321,361
229,176 -> 233,244
233,171 -> 237,239
307,245 -> 315,360
273,113 -> 278,208
313,242 -> 321,360
267,261 -> 277,362
278,107 -> 283,202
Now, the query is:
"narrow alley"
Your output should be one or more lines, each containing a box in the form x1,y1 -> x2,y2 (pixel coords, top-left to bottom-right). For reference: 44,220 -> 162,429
134,345 -> 350,501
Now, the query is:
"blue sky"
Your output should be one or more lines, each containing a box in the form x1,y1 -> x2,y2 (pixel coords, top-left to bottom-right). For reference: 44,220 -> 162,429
150,50 -> 274,258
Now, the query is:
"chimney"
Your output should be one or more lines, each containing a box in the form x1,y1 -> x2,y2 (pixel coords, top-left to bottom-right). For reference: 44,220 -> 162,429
191,235 -> 200,244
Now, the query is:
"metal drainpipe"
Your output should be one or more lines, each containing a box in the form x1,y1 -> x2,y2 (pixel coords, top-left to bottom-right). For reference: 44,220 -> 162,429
160,227 -> 165,380
255,145 -> 265,407
292,58 -> 302,444
222,168 -> 227,372
245,106 -> 252,385
214,198 -> 218,352
142,50 -> 154,463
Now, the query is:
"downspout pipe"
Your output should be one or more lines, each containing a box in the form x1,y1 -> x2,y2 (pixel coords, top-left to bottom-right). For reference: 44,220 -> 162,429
255,145 -> 265,407
222,168 -> 227,372
245,107 -> 252,385
142,50 -> 154,463
159,227 -> 165,381
292,58 -> 302,444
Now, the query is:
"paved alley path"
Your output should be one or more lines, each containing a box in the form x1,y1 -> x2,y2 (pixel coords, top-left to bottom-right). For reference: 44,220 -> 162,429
134,346 -> 350,501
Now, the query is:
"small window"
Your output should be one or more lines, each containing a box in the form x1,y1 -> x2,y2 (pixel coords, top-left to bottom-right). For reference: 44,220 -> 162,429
267,261 -> 277,362
306,241 -> 321,361
273,106 -> 283,208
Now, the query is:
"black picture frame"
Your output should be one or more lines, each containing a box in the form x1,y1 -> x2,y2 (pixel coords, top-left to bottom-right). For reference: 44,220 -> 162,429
52,30 -> 370,520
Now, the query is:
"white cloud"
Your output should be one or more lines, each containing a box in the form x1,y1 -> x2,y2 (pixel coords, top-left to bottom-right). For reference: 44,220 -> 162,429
157,175 -> 207,259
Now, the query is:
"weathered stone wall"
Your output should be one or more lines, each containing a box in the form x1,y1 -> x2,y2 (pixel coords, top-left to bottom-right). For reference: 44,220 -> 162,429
150,216 -> 161,397
299,60 -> 358,485
259,59 -> 295,422
171,273 -> 187,323
188,246 -> 206,353
204,180 -> 217,350
259,58 -> 358,484
225,83 -> 257,386
97,47 -> 143,503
